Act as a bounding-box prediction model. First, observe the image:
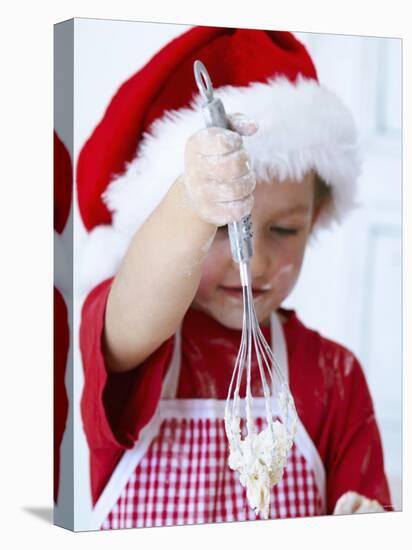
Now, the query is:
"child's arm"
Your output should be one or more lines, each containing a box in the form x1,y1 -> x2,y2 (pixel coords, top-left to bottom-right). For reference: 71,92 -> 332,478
104,116 -> 257,373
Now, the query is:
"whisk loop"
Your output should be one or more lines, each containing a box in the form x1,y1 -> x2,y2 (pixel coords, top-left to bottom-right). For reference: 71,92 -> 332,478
194,60 -> 298,519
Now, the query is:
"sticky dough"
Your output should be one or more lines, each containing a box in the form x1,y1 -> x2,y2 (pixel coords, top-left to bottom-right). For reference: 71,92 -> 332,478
225,390 -> 296,519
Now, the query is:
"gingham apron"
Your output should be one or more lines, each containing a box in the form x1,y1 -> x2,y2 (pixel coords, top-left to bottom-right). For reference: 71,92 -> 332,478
89,312 -> 326,530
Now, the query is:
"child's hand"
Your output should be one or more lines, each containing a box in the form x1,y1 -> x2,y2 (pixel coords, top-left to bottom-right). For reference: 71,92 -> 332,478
183,113 -> 258,226
333,491 -> 385,514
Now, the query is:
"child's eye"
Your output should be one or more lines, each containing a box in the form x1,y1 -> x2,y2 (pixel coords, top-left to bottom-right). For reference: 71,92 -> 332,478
269,226 -> 299,236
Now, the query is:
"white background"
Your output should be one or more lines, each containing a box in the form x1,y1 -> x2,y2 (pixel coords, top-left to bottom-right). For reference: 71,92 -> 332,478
0,0 -> 410,548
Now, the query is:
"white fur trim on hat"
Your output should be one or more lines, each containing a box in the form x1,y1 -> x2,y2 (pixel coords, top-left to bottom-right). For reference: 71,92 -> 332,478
79,75 -> 361,295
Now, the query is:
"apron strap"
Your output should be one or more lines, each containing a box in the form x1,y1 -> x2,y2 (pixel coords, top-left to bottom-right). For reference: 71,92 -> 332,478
87,408 -> 162,530
271,311 -> 327,513
160,328 -> 181,399
270,311 -> 289,385
87,328 -> 182,529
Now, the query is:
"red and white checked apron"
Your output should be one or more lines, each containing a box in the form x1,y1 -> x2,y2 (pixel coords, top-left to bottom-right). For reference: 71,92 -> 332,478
89,313 -> 326,530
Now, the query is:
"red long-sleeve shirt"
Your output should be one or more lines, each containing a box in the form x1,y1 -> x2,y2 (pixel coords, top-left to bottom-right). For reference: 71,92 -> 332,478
80,278 -> 392,514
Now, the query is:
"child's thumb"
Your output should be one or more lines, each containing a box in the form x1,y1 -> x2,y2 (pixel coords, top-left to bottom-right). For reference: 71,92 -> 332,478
227,112 -> 259,136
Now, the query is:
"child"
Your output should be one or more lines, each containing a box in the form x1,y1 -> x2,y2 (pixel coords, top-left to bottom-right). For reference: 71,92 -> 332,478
77,27 -> 392,529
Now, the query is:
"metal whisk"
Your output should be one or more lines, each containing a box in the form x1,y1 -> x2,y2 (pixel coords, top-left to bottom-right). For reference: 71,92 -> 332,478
193,60 -> 298,519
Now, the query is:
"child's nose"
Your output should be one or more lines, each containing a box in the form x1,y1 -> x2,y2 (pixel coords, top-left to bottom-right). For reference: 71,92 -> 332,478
249,241 -> 270,281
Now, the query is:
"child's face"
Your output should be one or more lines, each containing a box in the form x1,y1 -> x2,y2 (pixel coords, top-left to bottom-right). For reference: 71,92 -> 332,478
192,171 -> 319,329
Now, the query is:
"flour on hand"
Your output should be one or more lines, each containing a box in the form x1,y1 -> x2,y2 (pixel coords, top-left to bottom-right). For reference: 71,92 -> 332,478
333,491 -> 385,514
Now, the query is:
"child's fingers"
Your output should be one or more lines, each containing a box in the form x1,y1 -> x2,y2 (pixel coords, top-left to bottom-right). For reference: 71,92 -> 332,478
333,492 -> 354,514
333,491 -> 384,515
227,112 -> 259,136
193,192 -> 254,226
187,127 -> 242,156
200,172 -> 256,203
197,148 -> 251,182
183,122 -> 256,226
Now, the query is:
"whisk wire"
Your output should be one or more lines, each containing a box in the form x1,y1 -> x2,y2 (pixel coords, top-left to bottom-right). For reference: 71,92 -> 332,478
225,259 -> 296,438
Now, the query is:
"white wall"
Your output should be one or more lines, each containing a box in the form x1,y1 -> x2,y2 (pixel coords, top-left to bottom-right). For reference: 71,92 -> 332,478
291,32 -> 402,509
61,19 -> 402,528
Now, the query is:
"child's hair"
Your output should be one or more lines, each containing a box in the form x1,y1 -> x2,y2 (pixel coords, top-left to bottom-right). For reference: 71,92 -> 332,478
314,172 -> 333,211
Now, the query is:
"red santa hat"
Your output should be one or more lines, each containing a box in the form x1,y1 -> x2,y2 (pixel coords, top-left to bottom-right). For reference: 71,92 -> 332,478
76,26 -> 360,294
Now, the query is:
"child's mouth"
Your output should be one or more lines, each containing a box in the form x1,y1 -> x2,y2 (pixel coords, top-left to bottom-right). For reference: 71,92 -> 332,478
220,286 -> 268,298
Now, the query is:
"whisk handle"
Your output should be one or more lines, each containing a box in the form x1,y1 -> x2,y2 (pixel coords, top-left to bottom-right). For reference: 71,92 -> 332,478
193,60 -> 254,265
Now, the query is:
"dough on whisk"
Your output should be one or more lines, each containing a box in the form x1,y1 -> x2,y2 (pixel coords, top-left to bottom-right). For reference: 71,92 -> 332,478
225,392 -> 296,519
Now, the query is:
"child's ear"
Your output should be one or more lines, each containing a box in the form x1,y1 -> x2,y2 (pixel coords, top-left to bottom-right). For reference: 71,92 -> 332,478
310,202 -> 323,230
310,172 -> 332,230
